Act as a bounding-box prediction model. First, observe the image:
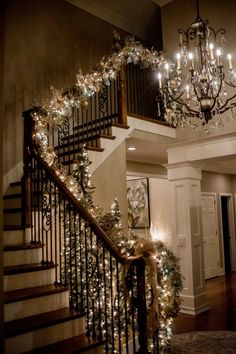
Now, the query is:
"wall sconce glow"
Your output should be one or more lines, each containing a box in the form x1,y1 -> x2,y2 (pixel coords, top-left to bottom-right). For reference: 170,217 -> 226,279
128,147 -> 136,151
150,221 -> 166,243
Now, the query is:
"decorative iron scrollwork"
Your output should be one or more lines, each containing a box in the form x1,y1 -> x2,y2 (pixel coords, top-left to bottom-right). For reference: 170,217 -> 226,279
58,117 -> 70,146
98,84 -> 108,114
42,190 -> 51,231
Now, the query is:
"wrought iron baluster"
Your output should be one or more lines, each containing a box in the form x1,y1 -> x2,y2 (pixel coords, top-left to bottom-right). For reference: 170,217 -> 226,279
102,246 -> 109,352
110,254 -> 115,352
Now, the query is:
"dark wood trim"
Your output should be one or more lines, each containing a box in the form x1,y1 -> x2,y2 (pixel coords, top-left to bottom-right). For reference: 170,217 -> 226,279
3,208 -> 22,213
4,263 -> 56,276
5,308 -> 84,338
3,193 -> 22,200
31,149 -> 127,263
118,65 -> 127,126
20,333 -> 105,354
3,225 -> 30,231
9,181 -> 22,187
4,284 -> 68,304
3,243 -> 42,252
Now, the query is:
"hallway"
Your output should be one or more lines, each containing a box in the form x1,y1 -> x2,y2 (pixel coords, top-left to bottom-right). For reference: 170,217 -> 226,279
174,272 -> 236,334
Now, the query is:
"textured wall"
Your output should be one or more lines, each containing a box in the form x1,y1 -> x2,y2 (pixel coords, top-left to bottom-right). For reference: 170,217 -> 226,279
201,171 -> 235,194
91,142 -> 128,227
3,0 -> 137,189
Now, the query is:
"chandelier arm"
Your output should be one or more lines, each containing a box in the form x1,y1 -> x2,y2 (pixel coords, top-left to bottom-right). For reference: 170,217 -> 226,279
208,27 -> 226,43
163,87 -> 199,115
190,76 -> 205,101
224,80 -> 236,89
218,93 -> 236,112
207,74 -> 223,102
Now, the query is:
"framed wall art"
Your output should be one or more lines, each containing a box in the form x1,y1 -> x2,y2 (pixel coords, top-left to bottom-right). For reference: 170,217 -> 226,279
127,177 -> 150,228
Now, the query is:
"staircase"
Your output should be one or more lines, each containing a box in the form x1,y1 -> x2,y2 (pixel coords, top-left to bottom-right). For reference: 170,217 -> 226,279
2,58 -> 177,353
3,181 -> 104,354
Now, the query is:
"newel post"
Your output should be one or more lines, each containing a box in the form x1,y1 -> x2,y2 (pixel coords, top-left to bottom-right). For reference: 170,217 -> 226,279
22,109 -> 35,228
118,64 -> 127,126
136,259 -> 149,353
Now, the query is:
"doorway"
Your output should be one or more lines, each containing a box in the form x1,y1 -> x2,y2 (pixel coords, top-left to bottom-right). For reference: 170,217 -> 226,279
220,194 -> 236,274
201,193 -> 219,279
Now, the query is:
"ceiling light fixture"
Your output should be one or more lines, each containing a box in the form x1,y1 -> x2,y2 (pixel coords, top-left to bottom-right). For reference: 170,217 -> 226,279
158,0 -> 236,131
128,147 -> 136,151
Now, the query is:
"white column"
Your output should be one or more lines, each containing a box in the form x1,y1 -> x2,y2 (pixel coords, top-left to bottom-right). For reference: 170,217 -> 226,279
166,162 -> 209,315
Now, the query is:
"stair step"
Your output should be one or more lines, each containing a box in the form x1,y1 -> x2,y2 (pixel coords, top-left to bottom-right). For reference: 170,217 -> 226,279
5,308 -> 85,354
73,114 -> 117,132
4,263 -> 56,291
23,333 -> 105,354
3,193 -> 22,209
10,181 -> 22,187
56,133 -> 116,156
4,207 -> 22,213
5,307 -> 83,337
3,225 -> 26,231
5,284 -> 68,304
4,284 -> 69,321
3,193 -> 22,199
62,146 -> 104,166
4,243 -> 42,252
3,208 -> 22,226
3,243 -> 42,267
3,228 -> 31,245
4,262 -> 55,276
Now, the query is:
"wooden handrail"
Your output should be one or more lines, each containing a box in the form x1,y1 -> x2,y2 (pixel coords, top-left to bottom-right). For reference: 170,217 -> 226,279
33,149 -> 129,263
22,92 -> 150,351
23,109 -> 137,265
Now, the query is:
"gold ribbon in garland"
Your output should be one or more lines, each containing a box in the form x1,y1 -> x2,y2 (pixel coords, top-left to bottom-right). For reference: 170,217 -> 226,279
124,238 -> 159,336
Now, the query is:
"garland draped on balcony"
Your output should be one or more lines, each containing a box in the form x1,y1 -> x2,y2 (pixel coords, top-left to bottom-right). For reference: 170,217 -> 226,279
30,33 -> 183,353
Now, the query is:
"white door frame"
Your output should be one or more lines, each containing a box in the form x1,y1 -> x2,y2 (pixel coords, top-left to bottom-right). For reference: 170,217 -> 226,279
219,193 -> 236,273
201,192 -> 220,277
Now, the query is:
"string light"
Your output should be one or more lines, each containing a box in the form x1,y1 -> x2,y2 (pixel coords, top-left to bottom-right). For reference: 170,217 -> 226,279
31,33 -> 183,353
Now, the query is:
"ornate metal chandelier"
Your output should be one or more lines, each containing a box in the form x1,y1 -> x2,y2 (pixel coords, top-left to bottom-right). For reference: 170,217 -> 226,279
158,0 -> 236,131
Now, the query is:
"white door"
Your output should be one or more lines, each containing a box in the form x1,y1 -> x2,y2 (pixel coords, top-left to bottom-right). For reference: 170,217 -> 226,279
201,194 -> 219,279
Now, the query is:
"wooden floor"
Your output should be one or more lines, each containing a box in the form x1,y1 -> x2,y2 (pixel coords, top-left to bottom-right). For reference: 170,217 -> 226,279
174,272 -> 236,334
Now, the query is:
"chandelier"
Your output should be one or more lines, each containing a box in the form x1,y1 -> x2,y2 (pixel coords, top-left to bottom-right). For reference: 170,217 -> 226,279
158,0 -> 236,131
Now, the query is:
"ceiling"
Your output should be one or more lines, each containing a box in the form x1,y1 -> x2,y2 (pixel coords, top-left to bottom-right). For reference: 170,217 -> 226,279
126,131 -> 236,175
66,0 -> 236,176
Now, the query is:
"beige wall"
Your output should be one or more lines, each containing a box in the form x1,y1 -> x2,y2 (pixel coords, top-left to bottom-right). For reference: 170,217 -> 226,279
149,177 -> 172,245
126,161 -> 172,245
92,142 -> 128,227
3,0 -> 143,190
201,171 -> 235,194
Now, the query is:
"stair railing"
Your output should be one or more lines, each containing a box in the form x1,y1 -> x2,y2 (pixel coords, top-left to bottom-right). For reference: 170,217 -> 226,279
23,109 -> 159,353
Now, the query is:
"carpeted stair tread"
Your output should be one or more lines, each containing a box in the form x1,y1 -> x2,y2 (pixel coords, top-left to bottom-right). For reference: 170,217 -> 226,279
3,193 -> 22,199
3,225 -> 27,231
4,262 -> 56,275
4,284 -> 68,304
4,242 -> 42,252
3,207 -> 22,213
5,307 -> 84,338
10,181 -> 22,187
23,333 -> 105,353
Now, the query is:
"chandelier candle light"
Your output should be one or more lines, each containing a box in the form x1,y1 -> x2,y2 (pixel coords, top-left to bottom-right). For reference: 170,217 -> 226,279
158,0 -> 236,131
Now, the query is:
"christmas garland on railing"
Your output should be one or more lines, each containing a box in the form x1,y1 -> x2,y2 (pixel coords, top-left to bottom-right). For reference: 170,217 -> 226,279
30,34 -> 182,352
